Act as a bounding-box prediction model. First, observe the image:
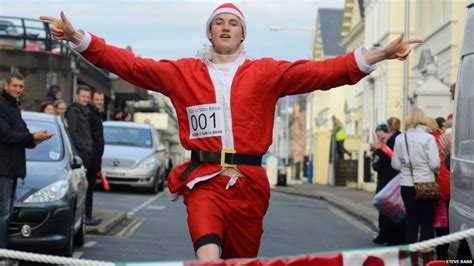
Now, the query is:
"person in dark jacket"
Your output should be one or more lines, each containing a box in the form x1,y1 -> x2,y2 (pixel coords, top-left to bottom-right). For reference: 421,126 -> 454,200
66,85 -> 100,225
88,90 -> 105,191
371,117 -> 406,246
44,84 -> 62,103
0,73 -> 52,254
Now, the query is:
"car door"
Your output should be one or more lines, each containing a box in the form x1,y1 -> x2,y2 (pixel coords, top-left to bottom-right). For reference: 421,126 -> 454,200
60,118 -> 87,219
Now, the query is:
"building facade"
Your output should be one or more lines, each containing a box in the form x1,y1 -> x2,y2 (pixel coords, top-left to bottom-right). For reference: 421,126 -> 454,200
307,8 -> 346,185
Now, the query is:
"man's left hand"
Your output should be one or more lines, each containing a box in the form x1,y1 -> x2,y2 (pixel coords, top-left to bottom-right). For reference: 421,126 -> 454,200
363,33 -> 422,65
382,33 -> 422,61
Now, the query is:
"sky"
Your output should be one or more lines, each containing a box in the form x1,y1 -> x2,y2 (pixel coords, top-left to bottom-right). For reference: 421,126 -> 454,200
0,0 -> 344,61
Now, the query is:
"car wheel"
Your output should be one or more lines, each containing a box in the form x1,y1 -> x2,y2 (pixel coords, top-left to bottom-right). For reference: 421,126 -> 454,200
74,211 -> 86,247
58,213 -> 74,257
149,174 -> 159,194
158,174 -> 165,192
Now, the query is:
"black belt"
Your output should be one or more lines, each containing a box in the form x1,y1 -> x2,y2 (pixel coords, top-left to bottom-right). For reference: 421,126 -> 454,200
178,150 -> 262,180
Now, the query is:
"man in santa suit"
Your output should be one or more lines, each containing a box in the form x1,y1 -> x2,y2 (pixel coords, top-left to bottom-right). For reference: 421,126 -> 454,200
41,3 -> 420,261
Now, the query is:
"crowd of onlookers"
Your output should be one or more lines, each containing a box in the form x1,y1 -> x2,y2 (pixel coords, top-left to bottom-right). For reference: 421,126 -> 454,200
369,83 -> 456,265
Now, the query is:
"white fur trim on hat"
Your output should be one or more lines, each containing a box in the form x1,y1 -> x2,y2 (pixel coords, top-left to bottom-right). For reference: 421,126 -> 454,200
206,3 -> 246,40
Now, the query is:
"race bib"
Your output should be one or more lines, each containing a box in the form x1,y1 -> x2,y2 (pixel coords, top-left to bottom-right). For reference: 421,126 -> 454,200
186,103 -> 225,139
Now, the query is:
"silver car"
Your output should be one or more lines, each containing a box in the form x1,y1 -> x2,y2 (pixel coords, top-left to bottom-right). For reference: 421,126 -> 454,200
102,121 -> 166,193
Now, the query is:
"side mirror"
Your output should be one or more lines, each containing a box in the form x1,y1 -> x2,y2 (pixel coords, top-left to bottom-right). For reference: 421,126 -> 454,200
72,156 -> 83,169
156,144 -> 166,153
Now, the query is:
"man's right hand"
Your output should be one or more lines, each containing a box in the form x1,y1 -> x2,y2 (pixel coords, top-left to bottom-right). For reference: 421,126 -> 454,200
33,130 -> 53,144
40,11 -> 84,45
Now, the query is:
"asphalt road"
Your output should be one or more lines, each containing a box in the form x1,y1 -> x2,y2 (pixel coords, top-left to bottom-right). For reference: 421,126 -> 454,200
74,188 -> 379,263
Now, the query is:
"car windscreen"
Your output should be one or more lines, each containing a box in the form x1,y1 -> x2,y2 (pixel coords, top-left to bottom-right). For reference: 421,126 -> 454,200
25,120 -> 63,161
104,126 -> 153,148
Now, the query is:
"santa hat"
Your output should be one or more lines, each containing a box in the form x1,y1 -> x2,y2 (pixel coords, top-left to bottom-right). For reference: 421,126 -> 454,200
206,3 -> 246,40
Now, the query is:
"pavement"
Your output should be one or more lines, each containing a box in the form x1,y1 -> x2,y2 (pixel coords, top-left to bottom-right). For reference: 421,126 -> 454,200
85,208 -> 127,235
272,181 -> 379,233
87,182 -> 379,236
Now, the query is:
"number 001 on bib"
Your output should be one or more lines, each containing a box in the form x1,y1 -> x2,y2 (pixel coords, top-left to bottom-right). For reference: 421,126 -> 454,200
186,103 -> 225,139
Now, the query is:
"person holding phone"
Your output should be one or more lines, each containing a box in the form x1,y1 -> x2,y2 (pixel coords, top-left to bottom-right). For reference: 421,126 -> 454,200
0,72 -> 52,261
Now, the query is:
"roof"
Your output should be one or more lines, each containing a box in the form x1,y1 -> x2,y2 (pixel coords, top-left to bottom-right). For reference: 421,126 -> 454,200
22,111 -> 58,123
318,8 -> 346,56
104,120 -> 153,129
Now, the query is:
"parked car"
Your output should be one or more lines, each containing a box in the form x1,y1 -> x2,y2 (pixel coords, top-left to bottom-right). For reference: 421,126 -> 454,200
102,121 -> 166,193
0,19 -> 22,49
449,0 -> 474,260
9,112 -> 88,257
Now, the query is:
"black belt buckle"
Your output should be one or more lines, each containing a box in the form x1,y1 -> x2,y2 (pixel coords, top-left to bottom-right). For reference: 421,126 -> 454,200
220,149 -> 236,168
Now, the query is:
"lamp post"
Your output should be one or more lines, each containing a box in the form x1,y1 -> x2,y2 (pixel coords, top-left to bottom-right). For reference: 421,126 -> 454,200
270,25 -> 314,175
269,25 -> 315,33
403,0 -> 410,119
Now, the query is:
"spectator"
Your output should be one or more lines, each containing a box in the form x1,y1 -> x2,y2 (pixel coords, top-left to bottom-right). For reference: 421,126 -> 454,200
66,85 -> 100,226
371,119 -> 405,246
332,115 -> 351,160
440,83 -> 456,170
53,99 -> 67,117
88,90 -> 105,195
164,152 -> 173,180
428,117 -> 451,260
54,100 -> 68,128
45,84 -> 62,103
449,82 -> 456,100
435,117 -> 447,134
371,123 -> 390,245
113,110 -> 124,121
39,101 -> 54,114
0,73 -> 52,261
392,108 -> 440,265
124,112 -> 132,121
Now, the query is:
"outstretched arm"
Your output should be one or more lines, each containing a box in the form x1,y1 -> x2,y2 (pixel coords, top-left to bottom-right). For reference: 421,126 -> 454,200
363,33 -> 422,65
40,11 -> 83,44
40,12 -> 178,97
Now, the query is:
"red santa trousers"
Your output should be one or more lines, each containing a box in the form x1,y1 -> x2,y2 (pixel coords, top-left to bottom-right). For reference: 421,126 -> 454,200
183,174 -> 270,259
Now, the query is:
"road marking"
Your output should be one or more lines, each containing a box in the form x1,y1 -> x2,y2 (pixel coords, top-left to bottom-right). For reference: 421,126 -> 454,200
328,206 -> 377,236
116,219 -> 140,238
83,241 -> 97,248
72,251 -> 83,258
115,218 -> 144,238
125,218 -> 145,238
146,205 -> 165,210
127,193 -> 164,217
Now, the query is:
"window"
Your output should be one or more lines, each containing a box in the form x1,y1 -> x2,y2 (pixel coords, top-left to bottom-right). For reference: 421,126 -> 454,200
104,126 -> 153,148
25,121 -> 63,161
454,54 -> 474,160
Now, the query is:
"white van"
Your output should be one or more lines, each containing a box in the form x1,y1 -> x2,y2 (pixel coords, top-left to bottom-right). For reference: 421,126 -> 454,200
449,0 -> 474,260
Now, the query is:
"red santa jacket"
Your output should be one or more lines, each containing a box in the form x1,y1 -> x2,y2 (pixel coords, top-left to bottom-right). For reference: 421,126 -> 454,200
80,34 -> 368,195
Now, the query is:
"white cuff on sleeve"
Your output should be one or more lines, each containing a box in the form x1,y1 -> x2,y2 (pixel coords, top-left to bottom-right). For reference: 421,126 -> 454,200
68,30 -> 91,52
355,47 -> 377,74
